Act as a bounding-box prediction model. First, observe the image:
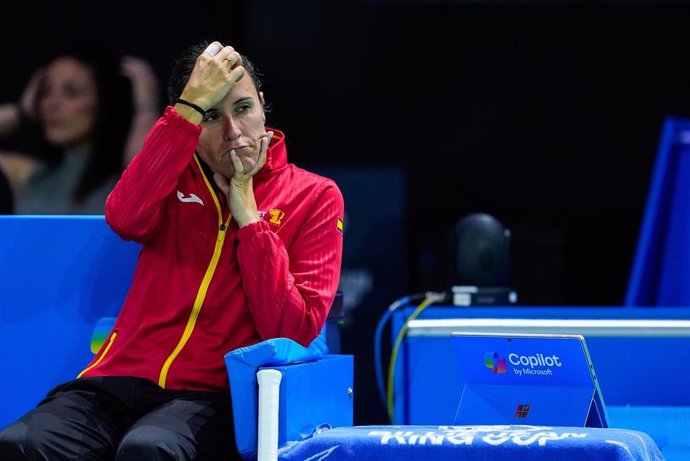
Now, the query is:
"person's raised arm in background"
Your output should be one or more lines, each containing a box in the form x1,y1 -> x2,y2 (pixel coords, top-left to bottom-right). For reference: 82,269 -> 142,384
120,55 -> 161,165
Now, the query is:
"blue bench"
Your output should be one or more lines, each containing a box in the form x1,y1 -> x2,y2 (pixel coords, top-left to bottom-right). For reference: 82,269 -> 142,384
0,215 -> 354,460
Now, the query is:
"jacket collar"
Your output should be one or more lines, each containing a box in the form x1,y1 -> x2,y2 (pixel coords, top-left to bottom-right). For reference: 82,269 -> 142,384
260,127 -> 287,173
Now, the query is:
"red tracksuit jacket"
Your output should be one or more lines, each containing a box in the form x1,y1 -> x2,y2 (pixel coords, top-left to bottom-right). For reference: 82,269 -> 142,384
79,107 -> 344,392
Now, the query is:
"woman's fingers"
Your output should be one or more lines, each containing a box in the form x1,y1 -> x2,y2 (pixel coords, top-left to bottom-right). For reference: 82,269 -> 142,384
204,42 -> 222,56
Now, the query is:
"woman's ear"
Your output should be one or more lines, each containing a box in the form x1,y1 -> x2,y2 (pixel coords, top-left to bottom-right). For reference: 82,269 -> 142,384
259,91 -> 266,122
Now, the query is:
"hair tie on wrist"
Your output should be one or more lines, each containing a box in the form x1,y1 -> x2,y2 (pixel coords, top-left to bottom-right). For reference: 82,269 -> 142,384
175,98 -> 206,118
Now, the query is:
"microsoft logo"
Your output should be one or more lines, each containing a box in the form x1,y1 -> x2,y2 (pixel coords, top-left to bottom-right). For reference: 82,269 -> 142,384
515,404 -> 530,418
484,352 -> 507,373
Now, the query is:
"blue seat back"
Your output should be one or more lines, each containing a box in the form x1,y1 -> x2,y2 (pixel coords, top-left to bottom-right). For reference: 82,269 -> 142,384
0,216 -> 140,429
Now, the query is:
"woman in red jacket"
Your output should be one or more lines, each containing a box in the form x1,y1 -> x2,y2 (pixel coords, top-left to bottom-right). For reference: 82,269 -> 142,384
0,39 -> 344,461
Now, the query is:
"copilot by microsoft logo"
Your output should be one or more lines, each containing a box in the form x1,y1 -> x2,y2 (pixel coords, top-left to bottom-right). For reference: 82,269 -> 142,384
485,351 -> 563,376
484,352 -> 507,373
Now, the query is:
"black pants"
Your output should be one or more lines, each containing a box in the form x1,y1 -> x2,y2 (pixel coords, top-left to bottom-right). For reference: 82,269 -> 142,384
0,376 -> 241,461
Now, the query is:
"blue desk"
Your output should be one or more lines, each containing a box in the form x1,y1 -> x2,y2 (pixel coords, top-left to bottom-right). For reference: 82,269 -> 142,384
390,306 -> 690,460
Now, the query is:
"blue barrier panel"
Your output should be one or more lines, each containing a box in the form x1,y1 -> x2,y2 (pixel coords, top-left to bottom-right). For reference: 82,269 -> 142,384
626,116 -> 690,306
0,216 -> 139,429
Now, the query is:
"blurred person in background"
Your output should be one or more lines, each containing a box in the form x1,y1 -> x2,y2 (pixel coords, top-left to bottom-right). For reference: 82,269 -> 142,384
0,41 -> 160,214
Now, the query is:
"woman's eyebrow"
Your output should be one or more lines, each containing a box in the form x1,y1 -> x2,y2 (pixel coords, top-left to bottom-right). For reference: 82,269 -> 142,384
233,97 -> 253,106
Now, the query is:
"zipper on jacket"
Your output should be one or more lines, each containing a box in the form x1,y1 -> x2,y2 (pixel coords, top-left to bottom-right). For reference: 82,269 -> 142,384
158,156 -> 231,388
77,331 -> 118,378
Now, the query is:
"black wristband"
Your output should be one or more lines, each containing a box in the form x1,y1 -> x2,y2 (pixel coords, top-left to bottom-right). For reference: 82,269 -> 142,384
175,98 -> 206,118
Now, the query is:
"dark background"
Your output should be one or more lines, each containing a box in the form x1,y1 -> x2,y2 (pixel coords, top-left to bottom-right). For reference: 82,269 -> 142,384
3,0 -> 690,424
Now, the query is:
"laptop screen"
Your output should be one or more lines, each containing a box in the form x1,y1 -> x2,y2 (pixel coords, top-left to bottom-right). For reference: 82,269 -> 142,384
451,332 -> 608,427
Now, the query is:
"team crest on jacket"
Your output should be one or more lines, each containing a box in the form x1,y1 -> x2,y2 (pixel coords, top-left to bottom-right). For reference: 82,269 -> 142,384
259,209 -> 286,226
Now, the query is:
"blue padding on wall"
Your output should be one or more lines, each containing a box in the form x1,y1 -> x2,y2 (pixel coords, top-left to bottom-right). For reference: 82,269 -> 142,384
626,116 -> 690,306
0,216 -> 140,429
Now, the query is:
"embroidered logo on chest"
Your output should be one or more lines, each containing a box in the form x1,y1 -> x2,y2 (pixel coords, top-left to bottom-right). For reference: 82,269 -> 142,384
259,208 -> 286,226
177,190 -> 204,206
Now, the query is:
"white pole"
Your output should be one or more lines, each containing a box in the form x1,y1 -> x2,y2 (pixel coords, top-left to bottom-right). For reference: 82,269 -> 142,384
257,369 -> 283,461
